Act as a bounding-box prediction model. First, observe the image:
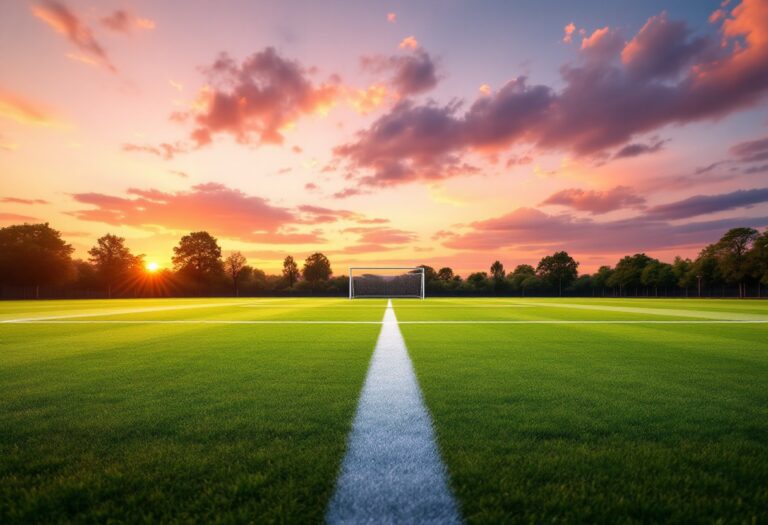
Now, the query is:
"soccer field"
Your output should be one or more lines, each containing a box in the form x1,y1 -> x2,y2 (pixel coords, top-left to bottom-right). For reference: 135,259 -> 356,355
1,298 -> 767,523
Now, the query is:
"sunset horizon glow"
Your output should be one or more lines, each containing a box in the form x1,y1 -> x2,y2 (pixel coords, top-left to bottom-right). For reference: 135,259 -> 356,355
2,0 -> 768,276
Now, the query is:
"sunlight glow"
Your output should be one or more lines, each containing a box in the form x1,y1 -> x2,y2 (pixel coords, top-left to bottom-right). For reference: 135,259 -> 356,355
146,261 -> 159,273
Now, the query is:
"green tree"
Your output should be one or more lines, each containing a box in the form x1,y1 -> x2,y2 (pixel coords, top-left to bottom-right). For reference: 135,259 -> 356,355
508,264 -> 536,296
302,252 -> 332,283
537,251 -> 579,296
466,271 -> 490,291
417,265 -> 437,283
0,223 -> 74,298
436,267 -> 454,281
172,231 -> 223,287
88,234 -> 142,298
750,229 -> 768,296
282,255 -> 300,287
672,256 -> 695,296
591,266 -> 614,296
223,251 -> 247,296
607,253 -> 654,296
490,260 -> 505,280
714,227 -> 758,298
693,244 -> 724,297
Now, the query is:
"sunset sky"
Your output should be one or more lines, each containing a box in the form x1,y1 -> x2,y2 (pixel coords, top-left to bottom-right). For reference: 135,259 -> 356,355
1,0 -> 767,275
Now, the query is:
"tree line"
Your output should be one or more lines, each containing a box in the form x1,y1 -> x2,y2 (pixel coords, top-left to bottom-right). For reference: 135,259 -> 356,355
0,222 -> 766,299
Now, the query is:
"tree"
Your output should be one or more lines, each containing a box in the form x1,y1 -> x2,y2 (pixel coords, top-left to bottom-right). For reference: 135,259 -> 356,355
591,266 -> 614,296
750,229 -> 768,296
437,267 -> 454,281
88,234 -> 142,298
508,264 -> 536,296
224,251 -> 247,296
302,252 -> 332,283
490,260 -> 505,280
172,231 -> 223,287
417,265 -> 437,283
641,260 -> 675,296
714,227 -> 758,298
672,256 -> 695,296
466,271 -> 490,291
537,251 -> 579,296
693,245 -> 724,297
608,253 -> 654,296
0,223 -> 74,298
282,255 -> 300,288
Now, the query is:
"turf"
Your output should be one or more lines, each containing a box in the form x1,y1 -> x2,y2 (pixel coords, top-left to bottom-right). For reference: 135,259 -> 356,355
0,299 -> 381,523
1,297 -> 767,523
397,298 -> 768,524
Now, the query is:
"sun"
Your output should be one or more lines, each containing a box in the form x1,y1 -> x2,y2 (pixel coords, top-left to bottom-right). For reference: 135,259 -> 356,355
145,261 -> 159,273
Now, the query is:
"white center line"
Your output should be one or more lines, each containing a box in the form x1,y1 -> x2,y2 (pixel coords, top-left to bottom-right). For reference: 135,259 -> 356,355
326,299 -> 462,524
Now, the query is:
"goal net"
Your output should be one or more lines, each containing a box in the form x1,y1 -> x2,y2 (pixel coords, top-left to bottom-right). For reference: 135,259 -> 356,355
349,267 -> 425,299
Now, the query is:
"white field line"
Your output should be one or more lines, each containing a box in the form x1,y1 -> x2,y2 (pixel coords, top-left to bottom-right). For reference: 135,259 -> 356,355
0,302 -> 242,323
326,300 -> 462,525
2,319 -> 767,325
522,301 -> 768,321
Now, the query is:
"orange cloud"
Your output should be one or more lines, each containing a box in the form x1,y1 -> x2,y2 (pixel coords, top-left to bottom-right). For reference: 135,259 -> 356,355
387,12 -> 397,23
0,90 -> 60,126
563,22 -> 576,43
32,1 -> 116,72
101,10 -> 156,34
349,83 -> 390,114
399,36 -> 419,50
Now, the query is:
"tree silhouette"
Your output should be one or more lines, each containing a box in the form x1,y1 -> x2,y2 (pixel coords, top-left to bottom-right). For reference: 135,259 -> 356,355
537,251 -> 578,296
302,252 -> 332,283
714,227 -> 758,298
0,223 -> 73,298
88,234 -> 142,298
437,267 -> 454,281
172,231 -> 223,288
224,251 -> 247,296
282,255 -> 300,287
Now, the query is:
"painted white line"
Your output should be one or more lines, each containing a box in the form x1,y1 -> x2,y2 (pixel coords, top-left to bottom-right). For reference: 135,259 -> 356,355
326,300 -> 462,525
2,320 -> 767,325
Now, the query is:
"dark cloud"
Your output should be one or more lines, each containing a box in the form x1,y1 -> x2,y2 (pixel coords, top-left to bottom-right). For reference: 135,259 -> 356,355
362,48 -> 439,96
541,186 -> 646,214
730,136 -> 768,163
614,139 -> 666,159
646,187 -> 768,219
336,1 -> 768,187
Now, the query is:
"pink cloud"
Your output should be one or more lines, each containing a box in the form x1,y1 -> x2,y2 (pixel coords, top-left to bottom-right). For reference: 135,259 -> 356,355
0,213 -> 39,223
32,1 -> 116,72
563,22 -> 576,43
179,48 -> 341,147
122,142 -> 187,160
101,10 -> 155,34
541,186 -> 646,214
1,197 -> 50,205
361,48 -> 439,97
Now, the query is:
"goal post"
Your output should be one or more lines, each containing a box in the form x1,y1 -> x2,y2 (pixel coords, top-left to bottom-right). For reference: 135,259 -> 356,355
349,267 -> 425,299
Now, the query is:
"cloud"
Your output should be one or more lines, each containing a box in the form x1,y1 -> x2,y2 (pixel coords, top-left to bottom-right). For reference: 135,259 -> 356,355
1,197 -> 50,205
69,183 -> 383,244
32,1 -> 116,72
439,206 -> 768,254
0,213 -> 39,223
342,226 -> 417,244
178,48 -> 340,147
335,1 -> 768,187
361,48 -> 439,97
70,183 -> 318,243
614,138 -> 666,159
0,90 -> 60,126
101,10 -> 155,34
349,83 -> 391,114
399,36 -> 419,50
730,136 -> 768,163
646,187 -> 768,219
563,22 -> 576,43
122,142 -> 187,160
387,13 -> 397,23
168,169 -> 188,178
541,186 -> 646,214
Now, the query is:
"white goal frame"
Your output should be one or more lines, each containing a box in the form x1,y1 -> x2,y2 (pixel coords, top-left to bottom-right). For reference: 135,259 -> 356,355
349,267 -> 425,299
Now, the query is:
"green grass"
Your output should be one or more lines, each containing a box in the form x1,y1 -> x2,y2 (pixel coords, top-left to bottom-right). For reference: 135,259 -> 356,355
398,298 -> 768,524
1,297 -> 767,523
0,299 -> 381,523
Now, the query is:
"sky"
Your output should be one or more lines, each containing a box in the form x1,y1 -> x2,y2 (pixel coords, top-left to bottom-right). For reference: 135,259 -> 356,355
1,0 -> 767,275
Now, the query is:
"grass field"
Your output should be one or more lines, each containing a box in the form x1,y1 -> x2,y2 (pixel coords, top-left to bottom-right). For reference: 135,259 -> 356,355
1,298 -> 767,523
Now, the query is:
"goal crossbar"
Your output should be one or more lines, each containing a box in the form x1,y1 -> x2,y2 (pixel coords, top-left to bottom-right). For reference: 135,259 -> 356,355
349,267 -> 425,299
